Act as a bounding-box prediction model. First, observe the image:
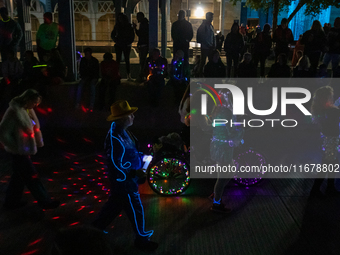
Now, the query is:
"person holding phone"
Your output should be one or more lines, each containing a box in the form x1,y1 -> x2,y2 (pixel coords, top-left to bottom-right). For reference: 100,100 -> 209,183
92,100 -> 158,251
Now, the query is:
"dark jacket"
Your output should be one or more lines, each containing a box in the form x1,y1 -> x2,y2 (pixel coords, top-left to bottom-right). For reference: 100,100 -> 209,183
135,18 -> 149,47
326,27 -> 340,54
197,20 -> 215,49
171,19 -> 193,50
224,32 -> 244,55
79,56 -> 100,79
0,18 -> 23,48
273,25 -> 294,51
253,32 -> 272,57
204,59 -> 226,78
301,30 -> 326,55
268,63 -> 291,78
111,22 -> 135,47
237,62 -> 257,78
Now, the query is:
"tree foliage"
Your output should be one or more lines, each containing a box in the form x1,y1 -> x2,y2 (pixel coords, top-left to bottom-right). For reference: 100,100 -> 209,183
230,0 -> 340,32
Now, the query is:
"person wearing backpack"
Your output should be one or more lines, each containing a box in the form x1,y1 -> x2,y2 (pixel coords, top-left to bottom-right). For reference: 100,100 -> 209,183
111,13 -> 135,81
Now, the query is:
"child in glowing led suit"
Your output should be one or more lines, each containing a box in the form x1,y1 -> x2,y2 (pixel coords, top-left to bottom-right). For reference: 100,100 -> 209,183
168,50 -> 190,105
92,100 -> 158,251
144,48 -> 168,107
310,86 -> 340,198
210,90 -> 244,213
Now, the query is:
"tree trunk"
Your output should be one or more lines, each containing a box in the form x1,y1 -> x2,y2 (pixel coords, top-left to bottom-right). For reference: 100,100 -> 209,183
272,0 -> 279,34
287,0 -> 307,23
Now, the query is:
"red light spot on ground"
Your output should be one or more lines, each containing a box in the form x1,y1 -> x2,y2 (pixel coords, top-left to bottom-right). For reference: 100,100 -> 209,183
21,249 -> 39,255
89,211 -> 94,214
69,222 -> 79,226
68,194 -> 72,197
28,238 -> 43,246
77,206 -> 85,211
52,216 -> 60,220
75,200 -> 79,203
47,108 -> 52,112
74,162 -> 79,164
60,203 -> 66,206
119,214 -> 122,217
24,191 -> 30,194
70,168 -> 74,171
32,162 -> 40,165
56,138 -> 66,143
53,172 -> 58,174
83,138 -> 92,143
63,187 -> 67,190
33,201 -> 37,203
48,179 -> 53,182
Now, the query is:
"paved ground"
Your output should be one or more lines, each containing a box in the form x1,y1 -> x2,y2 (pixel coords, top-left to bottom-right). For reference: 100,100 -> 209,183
0,79 -> 340,255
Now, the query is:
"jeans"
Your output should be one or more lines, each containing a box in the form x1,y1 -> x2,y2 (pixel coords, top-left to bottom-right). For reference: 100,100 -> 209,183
138,45 -> 149,80
226,53 -> 240,78
198,48 -> 211,77
253,53 -> 267,77
323,53 -> 340,73
76,78 -> 98,108
97,78 -> 120,110
115,44 -> 131,75
5,154 -> 51,205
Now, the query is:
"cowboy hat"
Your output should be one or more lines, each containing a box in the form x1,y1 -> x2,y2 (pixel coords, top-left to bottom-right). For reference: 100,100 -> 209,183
106,100 -> 138,121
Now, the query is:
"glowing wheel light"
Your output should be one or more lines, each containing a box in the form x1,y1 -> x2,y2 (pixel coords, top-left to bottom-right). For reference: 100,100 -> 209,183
148,156 -> 190,195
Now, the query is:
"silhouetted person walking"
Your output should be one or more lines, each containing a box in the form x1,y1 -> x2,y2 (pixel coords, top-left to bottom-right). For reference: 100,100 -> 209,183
0,89 -> 60,210
92,100 -> 158,251
133,12 -> 149,82
301,20 -> 326,77
273,18 -> 294,61
253,23 -> 272,77
171,10 -> 193,62
111,13 -> 135,81
75,48 -> 99,110
197,12 -> 215,77
323,17 -> 340,75
224,23 -> 244,78
0,7 -> 22,62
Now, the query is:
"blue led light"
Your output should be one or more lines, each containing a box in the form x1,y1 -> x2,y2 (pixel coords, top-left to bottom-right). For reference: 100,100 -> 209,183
213,198 -> 221,205
110,122 -> 132,182
128,193 -> 154,237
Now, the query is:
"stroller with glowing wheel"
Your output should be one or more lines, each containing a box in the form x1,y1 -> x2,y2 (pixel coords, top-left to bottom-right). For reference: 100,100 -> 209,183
144,132 -> 267,196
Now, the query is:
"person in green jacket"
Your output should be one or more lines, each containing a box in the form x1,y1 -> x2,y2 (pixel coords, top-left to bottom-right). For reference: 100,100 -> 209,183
36,12 -> 59,63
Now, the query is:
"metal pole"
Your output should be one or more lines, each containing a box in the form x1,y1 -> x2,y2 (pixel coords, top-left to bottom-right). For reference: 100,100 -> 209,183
161,0 -> 166,57
220,0 -> 225,34
149,0 -> 159,50
58,0 -> 77,81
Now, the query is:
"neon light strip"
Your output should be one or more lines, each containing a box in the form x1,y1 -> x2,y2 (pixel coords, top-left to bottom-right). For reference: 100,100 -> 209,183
110,122 -> 131,182
213,198 -> 221,205
198,82 -> 223,106
33,65 -> 47,68
128,193 -> 153,237
198,88 -> 217,106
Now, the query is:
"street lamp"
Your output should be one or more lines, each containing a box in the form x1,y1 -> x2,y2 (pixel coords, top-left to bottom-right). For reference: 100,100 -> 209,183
195,6 -> 204,18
